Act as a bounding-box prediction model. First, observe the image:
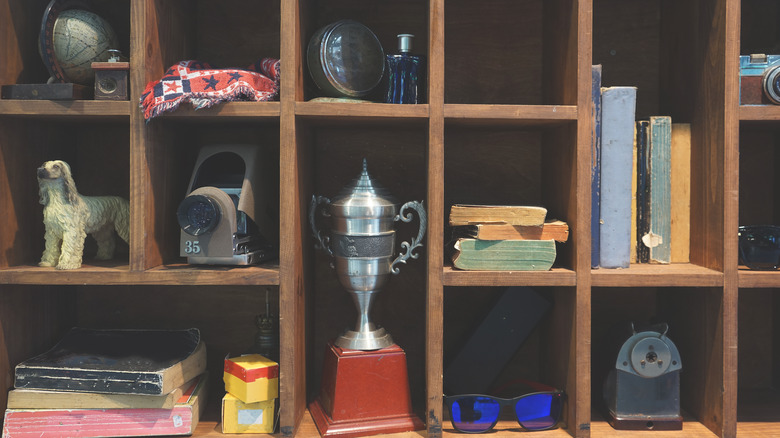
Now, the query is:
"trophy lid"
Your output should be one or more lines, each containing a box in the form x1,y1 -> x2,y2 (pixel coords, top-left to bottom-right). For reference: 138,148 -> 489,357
330,159 -> 397,219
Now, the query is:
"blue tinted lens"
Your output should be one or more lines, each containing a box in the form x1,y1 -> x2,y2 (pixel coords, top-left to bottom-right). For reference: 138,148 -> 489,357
515,393 -> 559,430
450,396 -> 500,432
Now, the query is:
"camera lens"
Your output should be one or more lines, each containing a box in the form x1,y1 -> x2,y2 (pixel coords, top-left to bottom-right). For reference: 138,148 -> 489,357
762,66 -> 780,104
177,194 -> 221,236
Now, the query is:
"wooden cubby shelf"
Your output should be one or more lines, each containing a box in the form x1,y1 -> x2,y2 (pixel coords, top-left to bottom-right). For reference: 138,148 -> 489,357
295,101 -> 429,121
0,0 -> 772,437
739,270 -> 780,288
0,264 -> 280,286
156,102 -> 282,120
590,415 -> 720,438
443,104 -> 578,127
740,105 -> 780,121
0,100 -> 132,118
443,266 -> 577,287
591,264 -> 724,288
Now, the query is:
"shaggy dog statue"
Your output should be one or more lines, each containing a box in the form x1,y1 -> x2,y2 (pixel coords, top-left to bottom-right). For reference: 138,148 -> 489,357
37,160 -> 130,270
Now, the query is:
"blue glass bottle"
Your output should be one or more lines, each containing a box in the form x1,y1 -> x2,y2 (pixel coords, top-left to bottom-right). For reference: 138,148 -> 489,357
385,34 -> 425,104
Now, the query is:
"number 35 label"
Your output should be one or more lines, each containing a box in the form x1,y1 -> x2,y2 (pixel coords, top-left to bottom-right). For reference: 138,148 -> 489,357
184,240 -> 201,254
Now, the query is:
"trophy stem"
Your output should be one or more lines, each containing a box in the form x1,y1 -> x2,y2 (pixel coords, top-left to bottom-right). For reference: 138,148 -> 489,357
335,291 -> 394,351
352,290 -> 376,333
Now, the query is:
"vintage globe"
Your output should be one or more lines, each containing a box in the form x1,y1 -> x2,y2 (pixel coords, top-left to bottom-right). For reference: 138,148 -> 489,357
50,9 -> 119,85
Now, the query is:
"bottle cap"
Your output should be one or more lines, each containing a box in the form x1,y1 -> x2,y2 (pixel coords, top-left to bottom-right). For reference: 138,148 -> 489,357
397,34 -> 414,53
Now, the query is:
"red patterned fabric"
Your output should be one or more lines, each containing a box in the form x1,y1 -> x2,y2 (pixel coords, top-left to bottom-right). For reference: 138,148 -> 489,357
140,58 -> 280,120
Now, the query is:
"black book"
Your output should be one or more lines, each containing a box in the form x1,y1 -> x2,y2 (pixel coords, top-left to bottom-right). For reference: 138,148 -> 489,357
14,328 -> 206,396
636,120 -> 651,263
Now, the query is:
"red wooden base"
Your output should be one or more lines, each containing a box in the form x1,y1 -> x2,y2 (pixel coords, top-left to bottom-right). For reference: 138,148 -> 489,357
309,341 -> 424,438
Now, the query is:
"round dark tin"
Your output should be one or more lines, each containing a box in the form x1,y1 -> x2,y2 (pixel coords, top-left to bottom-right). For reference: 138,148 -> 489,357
307,20 -> 385,98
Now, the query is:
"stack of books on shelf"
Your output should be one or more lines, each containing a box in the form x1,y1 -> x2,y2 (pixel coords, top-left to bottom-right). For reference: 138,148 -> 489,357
591,65 -> 691,269
2,328 -> 208,438
449,204 -> 569,271
222,354 -> 279,434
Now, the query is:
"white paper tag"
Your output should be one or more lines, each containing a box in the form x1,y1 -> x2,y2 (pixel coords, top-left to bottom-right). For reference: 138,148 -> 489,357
173,415 -> 183,427
238,408 -> 265,426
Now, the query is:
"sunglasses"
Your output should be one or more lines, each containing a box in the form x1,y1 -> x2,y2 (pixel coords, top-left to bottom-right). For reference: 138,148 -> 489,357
738,225 -> 780,270
444,381 -> 564,433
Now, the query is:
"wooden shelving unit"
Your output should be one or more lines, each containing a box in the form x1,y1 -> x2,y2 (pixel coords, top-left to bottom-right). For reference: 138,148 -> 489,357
0,0 -> 776,437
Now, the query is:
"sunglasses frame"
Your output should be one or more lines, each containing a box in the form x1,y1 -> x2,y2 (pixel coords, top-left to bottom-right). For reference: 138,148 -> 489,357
443,390 -> 565,434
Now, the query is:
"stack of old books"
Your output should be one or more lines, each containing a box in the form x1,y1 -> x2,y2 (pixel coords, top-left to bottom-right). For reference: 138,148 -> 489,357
449,204 -> 569,271
3,328 -> 208,438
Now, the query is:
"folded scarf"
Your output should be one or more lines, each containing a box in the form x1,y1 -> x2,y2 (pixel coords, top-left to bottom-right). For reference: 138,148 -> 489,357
140,58 -> 280,120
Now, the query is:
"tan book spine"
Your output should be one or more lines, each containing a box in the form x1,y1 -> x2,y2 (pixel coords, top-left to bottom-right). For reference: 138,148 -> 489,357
670,123 -> 691,263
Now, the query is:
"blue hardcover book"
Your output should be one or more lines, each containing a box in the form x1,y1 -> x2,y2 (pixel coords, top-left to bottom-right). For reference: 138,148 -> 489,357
591,65 -> 603,269
598,87 -> 637,269
636,121 -> 650,263
647,116 -> 672,263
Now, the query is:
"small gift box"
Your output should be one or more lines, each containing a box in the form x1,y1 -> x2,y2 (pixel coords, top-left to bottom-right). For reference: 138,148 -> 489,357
223,354 -> 279,403
222,392 -> 276,433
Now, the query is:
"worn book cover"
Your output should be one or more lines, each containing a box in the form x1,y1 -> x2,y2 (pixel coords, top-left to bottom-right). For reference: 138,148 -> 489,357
14,328 -> 206,396
2,374 -> 208,438
599,87 -> 637,269
453,220 -> 568,242
591,64 -> 603,268
646,116 -> 672,264
452,238 -> 556,271
631,120 -> 638,263
636,120 -> 651,263
7,377 -> 194,410
449,204 -> 547,227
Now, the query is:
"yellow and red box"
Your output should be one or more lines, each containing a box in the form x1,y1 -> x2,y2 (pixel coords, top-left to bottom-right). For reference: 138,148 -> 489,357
223,354 -> 279,404
222,392 -> 276,433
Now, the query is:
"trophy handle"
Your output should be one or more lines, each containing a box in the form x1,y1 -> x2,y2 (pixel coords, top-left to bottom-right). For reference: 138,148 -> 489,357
309,195 -> 334,258
391,201 -> 427,274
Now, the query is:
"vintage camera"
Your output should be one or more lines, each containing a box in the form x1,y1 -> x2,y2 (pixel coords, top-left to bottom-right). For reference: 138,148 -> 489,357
177,144 -> 278,265
739,54 -> 780,104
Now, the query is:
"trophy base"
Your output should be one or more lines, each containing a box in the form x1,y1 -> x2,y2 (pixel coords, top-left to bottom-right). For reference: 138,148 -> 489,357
334,326 -> 394,351
309,341 -> 424,438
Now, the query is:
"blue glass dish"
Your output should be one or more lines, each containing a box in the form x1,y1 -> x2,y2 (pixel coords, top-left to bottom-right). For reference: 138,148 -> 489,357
738,225 -> 780,270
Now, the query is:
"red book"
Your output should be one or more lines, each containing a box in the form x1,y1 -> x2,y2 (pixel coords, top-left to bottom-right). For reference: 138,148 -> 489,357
1,374 -> 207,438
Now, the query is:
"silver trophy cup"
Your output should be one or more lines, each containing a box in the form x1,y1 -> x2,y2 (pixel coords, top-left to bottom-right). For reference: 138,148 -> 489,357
310,159 -> 426,350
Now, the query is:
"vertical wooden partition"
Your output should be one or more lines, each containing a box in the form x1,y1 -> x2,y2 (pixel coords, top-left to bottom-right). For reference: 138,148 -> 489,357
426,0 -> 445,435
